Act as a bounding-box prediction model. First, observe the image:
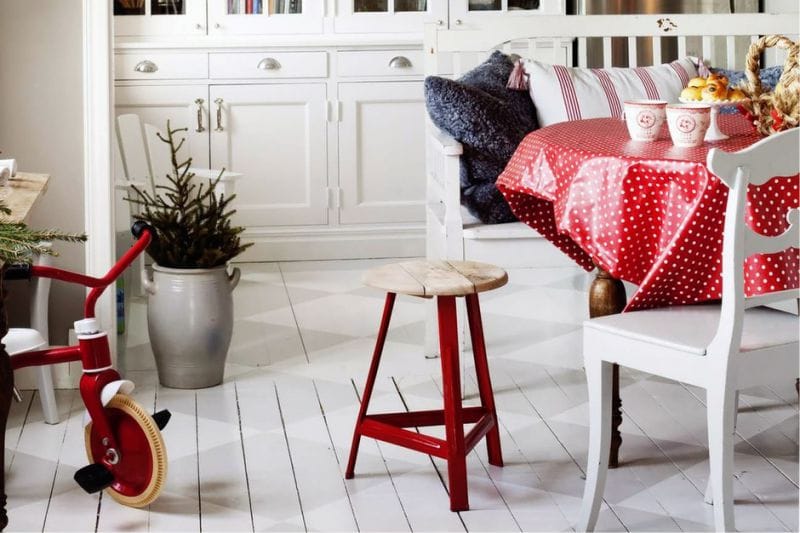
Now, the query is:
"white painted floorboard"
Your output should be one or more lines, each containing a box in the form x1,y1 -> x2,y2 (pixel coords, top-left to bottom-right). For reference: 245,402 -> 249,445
3,260 -> 797,532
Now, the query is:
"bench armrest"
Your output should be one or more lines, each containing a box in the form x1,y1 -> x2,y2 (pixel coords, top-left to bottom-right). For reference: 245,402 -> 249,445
428,126 -> 463,157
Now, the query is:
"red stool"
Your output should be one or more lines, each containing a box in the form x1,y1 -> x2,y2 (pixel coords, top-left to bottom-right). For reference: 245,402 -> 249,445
345,260 -> 507,511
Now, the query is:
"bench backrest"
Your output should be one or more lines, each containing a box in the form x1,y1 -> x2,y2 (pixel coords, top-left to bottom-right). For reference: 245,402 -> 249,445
425,14 -> 798,75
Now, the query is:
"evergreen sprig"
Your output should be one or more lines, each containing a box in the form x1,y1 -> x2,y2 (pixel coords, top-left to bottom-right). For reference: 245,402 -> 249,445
126,122 -> 251,269
0,204 -> 86,267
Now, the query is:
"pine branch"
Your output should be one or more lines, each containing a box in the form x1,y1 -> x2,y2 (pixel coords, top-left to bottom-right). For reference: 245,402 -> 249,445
125,121 -> 251,269
0,217 -> 86,266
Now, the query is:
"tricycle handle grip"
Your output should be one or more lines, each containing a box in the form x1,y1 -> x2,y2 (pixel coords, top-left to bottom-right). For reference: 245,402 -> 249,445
131,221 -> 154,240
4,263 -> 32,281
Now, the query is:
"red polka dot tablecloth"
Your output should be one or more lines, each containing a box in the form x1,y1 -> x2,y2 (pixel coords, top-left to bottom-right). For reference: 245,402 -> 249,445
496,114 -> 799,311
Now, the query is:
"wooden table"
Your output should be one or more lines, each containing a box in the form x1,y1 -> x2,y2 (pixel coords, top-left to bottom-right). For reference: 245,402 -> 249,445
0,172 -> 50,530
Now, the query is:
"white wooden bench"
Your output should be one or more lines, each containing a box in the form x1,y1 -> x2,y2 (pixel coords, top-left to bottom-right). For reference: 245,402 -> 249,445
421,13 -> 796,357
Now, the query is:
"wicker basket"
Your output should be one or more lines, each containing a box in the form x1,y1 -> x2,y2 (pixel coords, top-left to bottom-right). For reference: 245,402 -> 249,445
738,35 -> 800,136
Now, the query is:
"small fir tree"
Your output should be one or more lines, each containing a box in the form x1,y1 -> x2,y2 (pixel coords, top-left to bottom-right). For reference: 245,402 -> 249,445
126,122 -> 251,269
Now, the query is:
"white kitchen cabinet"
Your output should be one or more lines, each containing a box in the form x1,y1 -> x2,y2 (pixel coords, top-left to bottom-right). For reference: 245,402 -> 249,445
114,0 -> 566,260
338,81 -> 426,224
209,83 -> 329,228
115,0 -> 566,37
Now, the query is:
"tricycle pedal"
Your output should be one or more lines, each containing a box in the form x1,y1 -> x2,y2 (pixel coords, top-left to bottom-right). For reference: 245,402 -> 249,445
152,409 -> 171,430
74,463 -> 114,494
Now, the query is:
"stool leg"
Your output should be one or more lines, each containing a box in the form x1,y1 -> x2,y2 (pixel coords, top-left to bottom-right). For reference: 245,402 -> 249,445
438,295 -> 469,512
465,293 -> 503,467
345,292 -> 396,479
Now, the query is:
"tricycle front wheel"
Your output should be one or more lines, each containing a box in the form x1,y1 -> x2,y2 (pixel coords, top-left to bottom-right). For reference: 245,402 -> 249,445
84,394 -> 167,507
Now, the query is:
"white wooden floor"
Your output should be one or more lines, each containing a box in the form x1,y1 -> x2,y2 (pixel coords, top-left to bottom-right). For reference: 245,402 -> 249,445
4,261 -> 798,532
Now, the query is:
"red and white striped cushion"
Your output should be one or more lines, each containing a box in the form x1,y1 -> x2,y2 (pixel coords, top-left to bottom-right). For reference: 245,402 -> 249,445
524,57 -> 698,127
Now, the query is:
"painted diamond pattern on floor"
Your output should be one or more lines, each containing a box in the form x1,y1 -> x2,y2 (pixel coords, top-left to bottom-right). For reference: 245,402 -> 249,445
3,260 -> 797,532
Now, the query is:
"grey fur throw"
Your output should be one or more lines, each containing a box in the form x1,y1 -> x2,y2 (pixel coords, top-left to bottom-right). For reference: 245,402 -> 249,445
425,51 -> 538,224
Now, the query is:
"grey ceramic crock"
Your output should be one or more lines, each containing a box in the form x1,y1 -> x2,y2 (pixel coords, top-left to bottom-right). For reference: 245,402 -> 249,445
142,264 -> 241,389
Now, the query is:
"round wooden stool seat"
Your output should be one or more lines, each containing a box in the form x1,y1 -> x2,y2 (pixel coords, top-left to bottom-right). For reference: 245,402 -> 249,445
364,260 -> 508,297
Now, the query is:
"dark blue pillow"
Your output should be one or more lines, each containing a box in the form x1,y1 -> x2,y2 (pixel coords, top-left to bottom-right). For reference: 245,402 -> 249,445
711,65 -> 783,114
425,51 -> 537,224
711,65 -> 783,90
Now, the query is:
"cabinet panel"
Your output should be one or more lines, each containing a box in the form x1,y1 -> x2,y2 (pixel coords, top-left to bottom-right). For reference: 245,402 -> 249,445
449,0 -> 565,28
338,81 -> 425,224
114,0 -> 207,36
208,0 -> 323,35
209,51 -> 327,79
210,84 -> 328,227
337,50 -> 423,77
335,0 -> 446,33
115,52 -> 208,80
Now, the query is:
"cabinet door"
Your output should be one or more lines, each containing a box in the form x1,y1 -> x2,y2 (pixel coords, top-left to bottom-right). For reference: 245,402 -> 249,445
335,0 -> 447,33
114,0 -> 207,36
209,84 -> 328,227
338,82 -> 425,224
449,0 -> 564,29
115,85 -> 210,179
208,0 -> 323,35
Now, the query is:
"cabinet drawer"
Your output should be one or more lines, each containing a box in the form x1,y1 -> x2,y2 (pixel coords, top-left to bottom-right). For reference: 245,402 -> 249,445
209,52 -> 328,79
337,50 -> 424,77
115,53 -> 208,80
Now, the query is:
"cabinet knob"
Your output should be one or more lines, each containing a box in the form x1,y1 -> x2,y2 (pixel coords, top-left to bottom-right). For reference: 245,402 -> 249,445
214,23 -> 221,29
257,57 -> 282,71
195,23 -> 204,31
436,19 -> 444,26
133,60 -> 158,74
455,19 -> 463,25
388,56 -> 413,69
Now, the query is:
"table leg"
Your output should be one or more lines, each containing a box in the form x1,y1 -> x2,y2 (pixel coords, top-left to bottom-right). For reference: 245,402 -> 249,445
0,288 -> 11,530
588,267 -> 626,469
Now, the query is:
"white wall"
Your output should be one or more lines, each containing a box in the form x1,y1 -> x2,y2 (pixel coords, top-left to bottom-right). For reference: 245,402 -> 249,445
0,0 -> 86,348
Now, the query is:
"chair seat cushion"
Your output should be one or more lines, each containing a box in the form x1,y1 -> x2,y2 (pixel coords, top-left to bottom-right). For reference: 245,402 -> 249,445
2,328 -> 47,356
584,304 -> 799,355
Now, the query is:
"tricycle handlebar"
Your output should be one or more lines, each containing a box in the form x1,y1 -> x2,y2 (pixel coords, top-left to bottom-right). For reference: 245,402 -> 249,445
30,222 -> 153,318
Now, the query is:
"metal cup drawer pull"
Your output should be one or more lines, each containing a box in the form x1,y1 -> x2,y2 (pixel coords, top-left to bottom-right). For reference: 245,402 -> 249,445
194,98 -> 205,132
134,60 -> 158,73
388,56 -> 413,69
257,57 -> 282,71
214,98 -> 224,132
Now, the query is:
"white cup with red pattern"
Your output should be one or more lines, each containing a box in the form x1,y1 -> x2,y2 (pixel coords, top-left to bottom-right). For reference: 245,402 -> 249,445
623,99 -> 667,142
666,103 -> 711,148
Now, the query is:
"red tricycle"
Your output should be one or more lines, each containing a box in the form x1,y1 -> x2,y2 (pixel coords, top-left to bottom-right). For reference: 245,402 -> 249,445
8,221 -> 169,507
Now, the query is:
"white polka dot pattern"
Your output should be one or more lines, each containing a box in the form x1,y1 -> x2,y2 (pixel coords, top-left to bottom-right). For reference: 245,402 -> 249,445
496,115 -> 800,311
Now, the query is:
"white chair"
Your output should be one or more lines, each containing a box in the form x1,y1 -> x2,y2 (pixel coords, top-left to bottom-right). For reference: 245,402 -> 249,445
3,249 -> 59,424
116,113 -> 241,200
576,128 -> 800,533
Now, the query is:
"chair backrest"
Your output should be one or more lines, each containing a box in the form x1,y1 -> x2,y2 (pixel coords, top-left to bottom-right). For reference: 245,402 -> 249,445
143,122 -> 173,185
707,128 -> 800,356
116,114 -> 154,190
